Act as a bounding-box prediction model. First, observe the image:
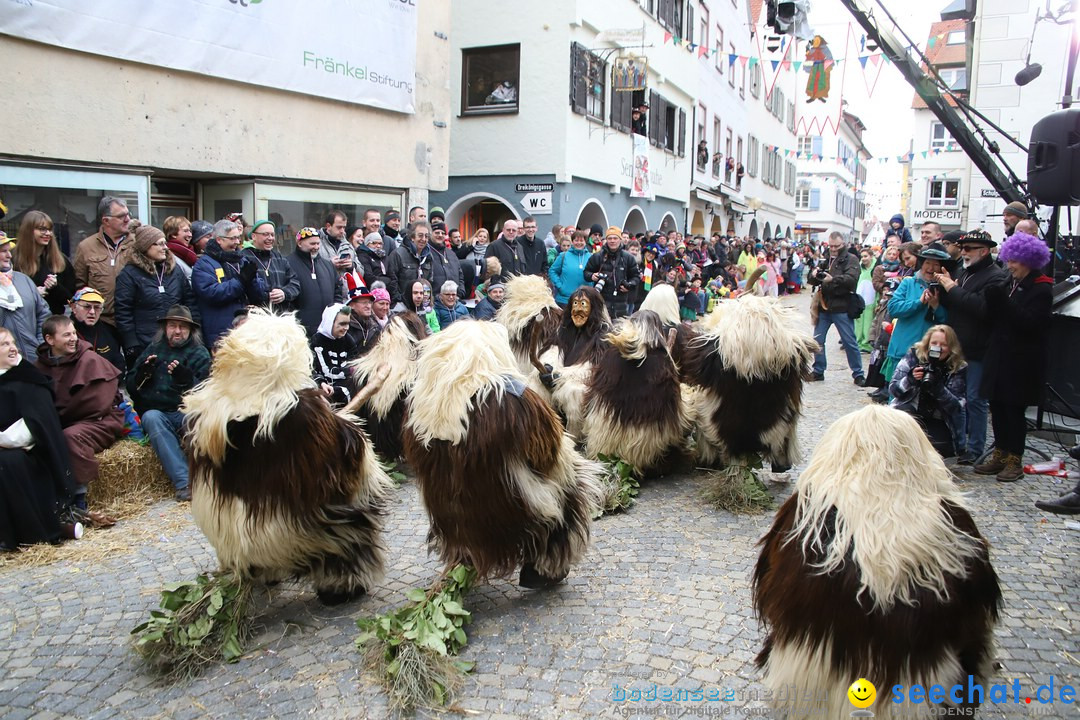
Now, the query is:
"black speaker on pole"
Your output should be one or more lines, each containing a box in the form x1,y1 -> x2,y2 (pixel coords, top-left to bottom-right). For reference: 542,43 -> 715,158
1028,109 -> 1080,206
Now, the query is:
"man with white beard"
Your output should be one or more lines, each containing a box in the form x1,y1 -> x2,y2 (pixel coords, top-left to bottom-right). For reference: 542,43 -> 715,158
933,229 -> 1008,465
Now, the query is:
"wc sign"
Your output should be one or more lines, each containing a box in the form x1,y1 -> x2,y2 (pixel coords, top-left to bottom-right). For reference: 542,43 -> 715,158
516,183 -> 554,215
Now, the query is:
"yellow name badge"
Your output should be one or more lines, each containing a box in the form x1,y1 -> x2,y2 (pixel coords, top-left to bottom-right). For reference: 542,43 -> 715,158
215,268 -> 225,282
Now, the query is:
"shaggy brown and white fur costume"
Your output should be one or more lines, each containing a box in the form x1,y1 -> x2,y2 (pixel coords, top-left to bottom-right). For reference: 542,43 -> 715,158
681,295 -> 818,471
349,313 -> 426,462
494,274 -> 562,376
637,283 -> 681,328
535,286 -> 610,440
185,310 -> 394,605
402,320 -> 603,587
582,310 -> 690,473
753,406 -> 1000,719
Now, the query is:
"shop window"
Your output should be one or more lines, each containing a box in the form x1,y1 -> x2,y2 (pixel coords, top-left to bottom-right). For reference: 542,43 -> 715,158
928,180 -> 960,208
461,44 -> 520,116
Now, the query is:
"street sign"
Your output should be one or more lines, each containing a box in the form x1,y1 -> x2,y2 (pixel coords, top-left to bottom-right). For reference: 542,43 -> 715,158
516,183 -> 553,192
980,189 -> 998,198
520,192 -> 553,214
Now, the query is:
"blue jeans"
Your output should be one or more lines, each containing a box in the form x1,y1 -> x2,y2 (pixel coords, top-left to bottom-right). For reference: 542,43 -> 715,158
142,410 -> 189,491
964,360 -> 988,458
812,311 -> 864,379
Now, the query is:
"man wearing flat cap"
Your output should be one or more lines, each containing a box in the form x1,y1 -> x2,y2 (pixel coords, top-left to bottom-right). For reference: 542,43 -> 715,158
1002,201 -> 1028,238
933,229 -> 1008,464
127,305 -> 211,501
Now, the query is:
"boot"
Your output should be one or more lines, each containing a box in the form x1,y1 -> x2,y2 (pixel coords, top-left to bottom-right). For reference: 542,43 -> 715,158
996,454 -> 1024,483
1035,483 -> 1080,515
974,449 -> 1006,475
518,562 -> 568,589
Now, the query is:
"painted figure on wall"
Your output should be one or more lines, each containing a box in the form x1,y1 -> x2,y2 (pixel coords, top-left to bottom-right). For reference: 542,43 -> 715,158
804,35 -> 833,103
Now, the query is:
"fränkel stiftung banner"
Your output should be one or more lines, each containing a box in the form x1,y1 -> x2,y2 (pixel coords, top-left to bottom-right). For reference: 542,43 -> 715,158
0,0 -> 418,114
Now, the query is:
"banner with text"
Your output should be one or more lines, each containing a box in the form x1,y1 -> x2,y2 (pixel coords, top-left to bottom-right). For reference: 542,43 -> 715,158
630,133 -> 653,200
0,0 -> 418,114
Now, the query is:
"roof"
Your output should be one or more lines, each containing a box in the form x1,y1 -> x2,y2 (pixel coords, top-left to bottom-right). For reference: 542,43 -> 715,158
912,19 -> 968,109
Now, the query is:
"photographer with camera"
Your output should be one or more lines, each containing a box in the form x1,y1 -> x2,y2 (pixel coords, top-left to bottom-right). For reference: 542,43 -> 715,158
882,243 -> 951,389
889,325 -> 968,457
808,232 -> 865,385
126,306 -> 210,502
584,226 -> 640,318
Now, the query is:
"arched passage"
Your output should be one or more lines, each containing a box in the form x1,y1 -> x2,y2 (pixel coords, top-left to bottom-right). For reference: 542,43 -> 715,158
623,206 -> 648,236
574,199 -> 608,234
658,212 -> 678,233
784,226 -> 793,239
690,210 -> 706,236
763,222 -> 772,241
748,218 -> 759,239
446,192 -> 520,240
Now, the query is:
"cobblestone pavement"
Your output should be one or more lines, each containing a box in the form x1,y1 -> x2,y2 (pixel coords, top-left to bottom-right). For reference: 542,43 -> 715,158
1,292 -> 1077,720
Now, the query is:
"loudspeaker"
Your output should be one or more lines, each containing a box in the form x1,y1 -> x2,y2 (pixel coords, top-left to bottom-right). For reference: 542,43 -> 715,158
1028,109 -> 1080,206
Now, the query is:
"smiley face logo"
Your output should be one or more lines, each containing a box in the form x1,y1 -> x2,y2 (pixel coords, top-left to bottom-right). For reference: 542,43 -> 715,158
848,678 -> 876,709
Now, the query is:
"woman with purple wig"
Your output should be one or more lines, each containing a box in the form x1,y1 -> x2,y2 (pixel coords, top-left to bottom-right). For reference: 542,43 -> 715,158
974,232 -> 1054,481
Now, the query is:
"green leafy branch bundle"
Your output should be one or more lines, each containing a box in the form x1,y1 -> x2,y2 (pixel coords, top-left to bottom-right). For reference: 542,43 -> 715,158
356,564 -> 477,711
130,570 -> 255,682
594,454 -> 640,517
701,455 -> 774,514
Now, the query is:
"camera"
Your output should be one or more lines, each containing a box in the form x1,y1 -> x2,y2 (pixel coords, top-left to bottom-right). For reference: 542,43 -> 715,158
927,281 -> 942,293
918,348 -> 943,387
594,273 -> 608,293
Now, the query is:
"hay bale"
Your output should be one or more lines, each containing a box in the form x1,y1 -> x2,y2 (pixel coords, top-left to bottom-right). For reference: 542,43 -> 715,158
90,439 -> 172,515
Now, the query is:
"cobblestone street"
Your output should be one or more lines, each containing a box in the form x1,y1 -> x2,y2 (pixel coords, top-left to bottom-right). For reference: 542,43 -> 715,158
1,293 -> 1077,720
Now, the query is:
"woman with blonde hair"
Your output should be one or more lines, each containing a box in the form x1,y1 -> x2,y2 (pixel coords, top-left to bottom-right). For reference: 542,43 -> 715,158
888,324 -> 967,458
14,211 -> 76,315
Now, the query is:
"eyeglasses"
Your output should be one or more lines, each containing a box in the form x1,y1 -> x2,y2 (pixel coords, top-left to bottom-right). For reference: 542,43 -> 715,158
223,234 -> 242,241
414,233 -> 431,239
76,302 -> 102,312
109,212 -> 131,220
959,245 -> 985,252
153,240 -> 168,247
252,230 -> 275,238
36,227 -> 54,234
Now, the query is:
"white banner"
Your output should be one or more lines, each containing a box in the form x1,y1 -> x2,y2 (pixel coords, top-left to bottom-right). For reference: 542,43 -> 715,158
0,0 -> 418,114
630,133 -> 653,200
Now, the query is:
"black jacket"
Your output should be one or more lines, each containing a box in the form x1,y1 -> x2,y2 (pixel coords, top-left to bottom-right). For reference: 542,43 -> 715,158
73,318 -> 125,373
346,313 -> 382,357
485,237 -> 528,282
25,253 -> 77,315
427,243 -> 466,296
808,247 -> 860,314
384,239 -> 432,306
286,248 -> 344,337
981,272 -> 1053,407
937,255 -> 1008,361
113,262 -> 199,357
242,247 -> 302,311
354,245 -> 397,299
519,235 -> 549,277
583,247 -> 641,305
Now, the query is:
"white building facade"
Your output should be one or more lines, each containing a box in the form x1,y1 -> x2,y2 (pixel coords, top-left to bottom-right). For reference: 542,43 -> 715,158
794,110 -> 871,245
433,0 -> 697,238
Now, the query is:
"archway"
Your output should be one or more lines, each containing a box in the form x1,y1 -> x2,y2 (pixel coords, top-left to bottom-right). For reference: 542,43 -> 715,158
763,222 -> 772,241
658,212 -> 678,233
623,206 -> 648,236
690,210 -> 706,236
574,199 -> 608,235
725,217 -> 736,235
748,218 -> 759,239
785,226 -> 793,239
446,192 -> 520,240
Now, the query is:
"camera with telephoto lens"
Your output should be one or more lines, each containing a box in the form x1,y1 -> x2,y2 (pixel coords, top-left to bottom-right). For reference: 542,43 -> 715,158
594,273 -> 608,293
918,346 -> 944,387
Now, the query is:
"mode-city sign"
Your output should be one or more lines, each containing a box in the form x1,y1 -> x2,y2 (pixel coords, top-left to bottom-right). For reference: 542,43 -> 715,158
913,209 -> 963,222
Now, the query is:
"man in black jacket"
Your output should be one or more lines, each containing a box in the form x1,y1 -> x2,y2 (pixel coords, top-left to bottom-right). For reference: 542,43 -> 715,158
243,220 -> 301,312
286,227 -> 344,337
519,216 -> 549,277
485,219 -> 527,282
808,232 -> 864,385
934,229 -> 1008,463
384,222 -> 432,307
583,226 -> 640,318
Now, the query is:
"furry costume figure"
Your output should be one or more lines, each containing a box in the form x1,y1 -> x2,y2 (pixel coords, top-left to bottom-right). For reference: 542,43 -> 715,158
535,286 -> 610,440
402,320 -> 603,588
681,295 -> 817,471
753,406 -> 1000,719
494,274 -> 562,376
349,313 -> 426,461
637,283 -> 681,328
582,310 -> 689,473
185,310 -> 394,605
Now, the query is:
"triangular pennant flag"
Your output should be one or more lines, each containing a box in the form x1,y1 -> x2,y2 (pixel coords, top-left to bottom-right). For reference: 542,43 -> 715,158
859,56 -> 868,69
664,32 -> 672,44
698,45 -> 709,58
793,61 -> 802,72
771,59 -> 779,71
729,53 -> 737,66
749,57 -> 759,68
825,59 -> 835,69
739,55 -> 748,66
673,35 -> 681,45
782,60 -> 791,70
688,42 -> 697,51
922,151 -> 928,158
870,54 -> 880,66
928,36 -> 936,48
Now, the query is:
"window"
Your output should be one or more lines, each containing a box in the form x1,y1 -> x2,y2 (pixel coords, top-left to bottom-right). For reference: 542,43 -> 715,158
740,57 -> 746,98
938,66 -> 968,92
928,179 -> 960,208
697,104 -> 708,171
930,121 -> 958,151
736,137 -> 744,188
570,42 -> 606,121
699,4 -> 709,49
750,62 -> 761,98
748,136 -> 759,177
715,26 -> 724,72
947,30 -> 965,45
712,118 -> 722,177
787,102 -> 795,132
657,0 -> 686,36
647,89 -> 686,155
797,136 -> 813,156
728,43 -> 736,87
795,187 -> 811,210
725,128 -> 733,183
462,44 -> 520,116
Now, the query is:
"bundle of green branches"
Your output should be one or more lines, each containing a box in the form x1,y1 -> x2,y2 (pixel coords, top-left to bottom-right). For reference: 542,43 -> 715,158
131,570 -> 255,682
356,564 -> 477,711
701,455 -> 774,514
594,454 -> 640,518
379,459 -> 408,488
